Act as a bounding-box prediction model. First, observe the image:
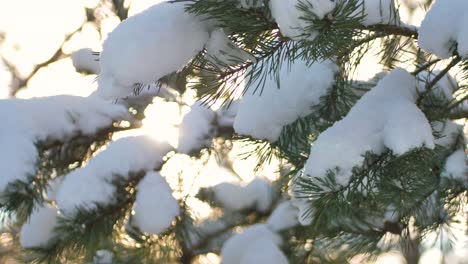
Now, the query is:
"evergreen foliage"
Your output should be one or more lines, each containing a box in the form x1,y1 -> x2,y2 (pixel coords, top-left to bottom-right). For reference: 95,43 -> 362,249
0,0 -> 466,263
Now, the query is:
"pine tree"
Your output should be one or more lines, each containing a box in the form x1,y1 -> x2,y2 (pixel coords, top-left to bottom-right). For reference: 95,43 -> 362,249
0,0 -> 466,263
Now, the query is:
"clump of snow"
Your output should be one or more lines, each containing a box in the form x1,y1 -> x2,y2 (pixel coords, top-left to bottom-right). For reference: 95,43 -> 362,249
93,250 -> 114,264
418,0 -> 468,58
289,175 -> 314,226
128,0 -> 167,17
56,136 -> 172,215
266,201 -> 299,231
234,58 -> 337,142
417,71 -> 458,101
220,224 -> 284,264
240,238 -> 289,264
216,100 -> 240,128
208,178 -> 274,212
301,68 -> 434,186
0,95 -> 129,195
358,0 -> 400,26
269,0 -> 336,40
269,0 -> 399,41
20,204 -> 58,248
442,150 -> 467,180
98,1 -> 209,99
238,0 -> 263,9
434,121 -> 462,148
131,172 -> 180,235
177,103 -> 216,154
205,29 -> 255,66
71,48 -> 100,74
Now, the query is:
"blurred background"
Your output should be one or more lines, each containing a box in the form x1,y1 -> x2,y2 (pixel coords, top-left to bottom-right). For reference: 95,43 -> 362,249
0,0 -> 466,263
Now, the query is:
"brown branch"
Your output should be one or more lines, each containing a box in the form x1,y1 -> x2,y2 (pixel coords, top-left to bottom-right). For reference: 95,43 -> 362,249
359,24 -> 419,39
7,24 -> 85,96
411,58 -> 442,76
417,56 -> 462,105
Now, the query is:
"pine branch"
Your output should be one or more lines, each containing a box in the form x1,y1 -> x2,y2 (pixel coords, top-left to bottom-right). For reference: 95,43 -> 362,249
9,24 -> 86,96
359,24 -> 418,39
417,56 -> 462,105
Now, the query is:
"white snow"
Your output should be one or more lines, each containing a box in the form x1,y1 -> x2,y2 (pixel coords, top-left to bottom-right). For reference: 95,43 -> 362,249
434,121 -> 462,148
418,0 -> 468,58
20,204 -> 58,248
131,172 -> 180,235
238,0 -> 263,9
93,250 -> 114,264
417,71 -> 457,101
302,68 -> 434,186
358,0 -> 399,26
269,0 -> 336,41
216,101 -> 240,128
239,238 -> 289,264
206,29 -> 255,66
220,224 -> 283,264
234,58 -> 337,142
97,1 -> 209,99
0,95 -> 129,195
56,136 -> 172,215
266,201 -> 299,231
71,48 -> 100,74
210,178 -> 274,212
442,150 -> 467,180
270,0 -> 398,41
177,103 -> 216,154
128,0 -> 167,17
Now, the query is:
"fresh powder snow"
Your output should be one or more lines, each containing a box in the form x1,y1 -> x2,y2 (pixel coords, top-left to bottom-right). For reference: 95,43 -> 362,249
209,178 -> 274,213
301,68 -> 434,186
98,1 -> 209,99
56,136 -> 172,215
220,224 -> 283,264
418,0 -> 468,58
177,103 -> 216,154
19,204 -> 58,248
131,171 -> 180,235
442,150 -> 467,180
234,58 -> 337,142
0,95 -> 129,196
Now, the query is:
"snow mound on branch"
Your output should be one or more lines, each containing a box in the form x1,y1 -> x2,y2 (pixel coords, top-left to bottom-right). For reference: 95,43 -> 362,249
269,0 -> 336,40
20,204 -> 58,248
419,0 -> 468,58
221,224 -> 284,264
209,178 -> 274,212
71,48 -> 100,74
302,68 -> 434,186
238,0 -> 263,9
234,58 -> 337,142
0,95 -> 129,195
131,172 -> 179,235
128,0 -> 167,17
434,121 -> 462,148
206,28 -> 255,66
267,201 -> 299,231
442,150 -> 467,180
216,100 -> 240,128
240,238 -> 289,264
56,136 -> 172,215
98,1 -> 209,99
358,0 -> 399,26
177,103 -> 216,154
416,71 -> 458,101
270,0 -> 398,41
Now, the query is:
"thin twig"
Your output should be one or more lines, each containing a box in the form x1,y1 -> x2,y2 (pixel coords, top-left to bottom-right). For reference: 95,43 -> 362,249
417,57 -> 462,105
8,24 -> 85,96
412,58 -> 442,76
